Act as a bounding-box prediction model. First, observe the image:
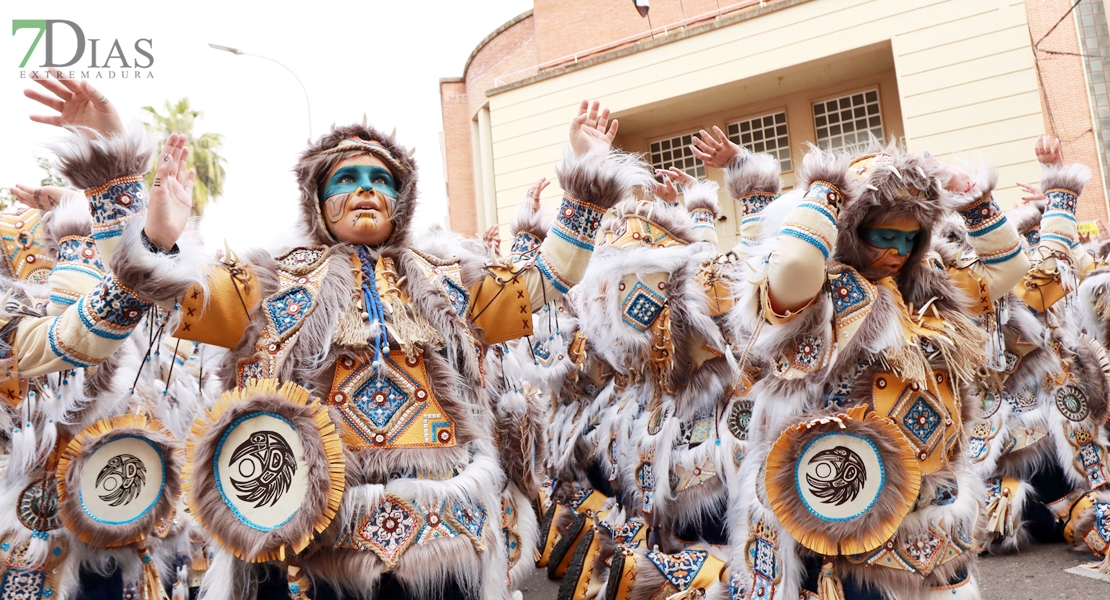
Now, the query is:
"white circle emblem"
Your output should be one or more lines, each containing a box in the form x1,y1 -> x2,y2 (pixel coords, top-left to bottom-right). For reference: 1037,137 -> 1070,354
795,432 -> 885,522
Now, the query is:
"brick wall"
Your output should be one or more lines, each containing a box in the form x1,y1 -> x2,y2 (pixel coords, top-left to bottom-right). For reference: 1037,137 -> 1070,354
1026,0 -> 1108,222
533,0 -> 746,65
439,80 -> 478,236
465,15 -> 539,120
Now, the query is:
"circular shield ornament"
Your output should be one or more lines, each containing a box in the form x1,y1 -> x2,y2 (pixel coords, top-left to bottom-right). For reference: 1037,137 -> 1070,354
764,405 -> 921,556
55,414 -> 182,548
186,379 -> 344,562
1055,385 -> 1090,422
18,480 -> 63,532
980,391 -> 1001,419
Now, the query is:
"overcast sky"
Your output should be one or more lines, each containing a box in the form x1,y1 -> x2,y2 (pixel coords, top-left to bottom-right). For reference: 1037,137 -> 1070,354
0,0 -> 532,248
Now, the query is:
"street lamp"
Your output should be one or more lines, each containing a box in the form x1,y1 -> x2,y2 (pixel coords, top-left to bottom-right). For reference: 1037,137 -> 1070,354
208,43 -> 313,138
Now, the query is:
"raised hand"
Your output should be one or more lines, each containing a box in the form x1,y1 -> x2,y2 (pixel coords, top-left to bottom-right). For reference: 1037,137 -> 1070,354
569,100 -> 619,158
1034,135 -> 1063,166
1098,219 -> 1110,242
525,177 -> 551,211
145,134 -> 195,251
24,69 -> 124,138
1016,181 -> 1046,205
649,170 -> 679,204
9,184 -> 78,211
660,166 -> 697,189
482,225 -> 501,254
690,126 -> 742,169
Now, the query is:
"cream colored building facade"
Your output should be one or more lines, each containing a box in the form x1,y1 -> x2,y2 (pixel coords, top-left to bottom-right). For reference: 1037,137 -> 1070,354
441,0 -> 1110,251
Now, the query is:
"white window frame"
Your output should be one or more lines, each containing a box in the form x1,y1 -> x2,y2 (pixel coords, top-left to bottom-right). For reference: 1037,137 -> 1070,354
812,87 -> 884,151
727,109 -> 792,173
648,132 -> 706,179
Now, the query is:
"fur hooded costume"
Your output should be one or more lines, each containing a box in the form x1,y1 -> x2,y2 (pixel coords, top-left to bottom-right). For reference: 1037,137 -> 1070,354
51,119 -> 646,600
722,143 -> 1028,600
934,163 -> 1110,557
0,177 -> 222,600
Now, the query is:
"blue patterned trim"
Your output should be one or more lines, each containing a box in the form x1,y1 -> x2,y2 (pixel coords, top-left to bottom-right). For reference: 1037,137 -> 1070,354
76,275 -> 153,340
48,320 -> 93,368
213,411 -> 301,532
78,435 -> 165,525
958,196 -> 1000,229
981,244 -> 1023,265
510,231 -> 541,264
1040,233 -> 1075,248
739,193 -> 775,216
536,254 -> 571,294
798,201 -> 837,226
1023,228 -> 1041,248
86,177 -> 147,240
782,225 -> 830,259
49,293 -> 78,307
690,208 -> 715,230
1045,188 -> 1078,214
1043,210 -> 1077,223
967,215 -> 1008,238
52,264 -> 104,279
57,237 -> 104,270
550,195 -> 604,251
803,181 -> 843,214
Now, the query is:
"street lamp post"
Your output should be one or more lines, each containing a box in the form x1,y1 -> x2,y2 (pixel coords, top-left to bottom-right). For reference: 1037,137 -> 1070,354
208,43 -> 313,138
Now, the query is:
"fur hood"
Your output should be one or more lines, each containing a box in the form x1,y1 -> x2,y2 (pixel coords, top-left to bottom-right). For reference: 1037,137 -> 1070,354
293,123 -> 419,249
834,142 -> 960,308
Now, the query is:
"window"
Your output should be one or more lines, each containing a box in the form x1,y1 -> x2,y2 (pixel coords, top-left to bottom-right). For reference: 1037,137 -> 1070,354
727,111 -> 792,172
649,133 -> 706,179
813,89 -> 883,151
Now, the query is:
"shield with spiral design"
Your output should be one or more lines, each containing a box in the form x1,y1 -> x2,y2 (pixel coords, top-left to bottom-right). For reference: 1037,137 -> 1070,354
186,379 -> 345,562
55,414 -> 182,548
764,405 -> 921,556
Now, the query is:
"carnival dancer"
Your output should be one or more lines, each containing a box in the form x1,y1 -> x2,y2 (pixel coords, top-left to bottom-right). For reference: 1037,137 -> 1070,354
38,82 -> 647,600
723,142 -> 1028,600
930,137 -> 1110,561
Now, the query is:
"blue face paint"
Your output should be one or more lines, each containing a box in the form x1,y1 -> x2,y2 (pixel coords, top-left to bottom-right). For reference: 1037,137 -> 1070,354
859,227 -> 919,256
322,165 -> 397,200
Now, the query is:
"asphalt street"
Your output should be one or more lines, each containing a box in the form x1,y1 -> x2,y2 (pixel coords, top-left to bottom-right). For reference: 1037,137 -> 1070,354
516,543 -> 1109,599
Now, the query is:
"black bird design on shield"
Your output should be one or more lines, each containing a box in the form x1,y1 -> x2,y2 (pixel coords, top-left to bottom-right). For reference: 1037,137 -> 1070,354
229,431 -> 297,508
96,454 -> 147,507
805,445 -> 867,506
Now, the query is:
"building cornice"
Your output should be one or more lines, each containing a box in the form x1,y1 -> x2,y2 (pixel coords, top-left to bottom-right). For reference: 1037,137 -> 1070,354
487,0 -> 811,97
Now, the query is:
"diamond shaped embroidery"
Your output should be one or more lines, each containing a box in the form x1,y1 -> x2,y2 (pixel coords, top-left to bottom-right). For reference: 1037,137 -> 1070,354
902,397 -> 941,445
440,277 -> 469,317
646,549 -> 708,591
621,282 -> 665,332
415,500 -> 458,545
359,496 -> 422,567
451,497 -> 487,541
266,287 -> 314,336
354,377 -> 410,428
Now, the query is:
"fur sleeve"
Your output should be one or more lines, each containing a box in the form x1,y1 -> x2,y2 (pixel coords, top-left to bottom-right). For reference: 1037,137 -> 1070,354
511,199 -> 549,240
682,180 -> 722,218
51,127 -> 152,190
556,145 -> 651,211
40,193 -> 94,256
724,151 -> 781,201
110,216 -> 213,304
1040,162 -> 1091,196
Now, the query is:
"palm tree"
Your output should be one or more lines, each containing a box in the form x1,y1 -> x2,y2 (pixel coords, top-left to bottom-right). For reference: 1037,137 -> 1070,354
142,98 -> 227,216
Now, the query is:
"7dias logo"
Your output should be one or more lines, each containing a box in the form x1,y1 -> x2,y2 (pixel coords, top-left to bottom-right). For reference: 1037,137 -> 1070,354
12,20 -> 154,78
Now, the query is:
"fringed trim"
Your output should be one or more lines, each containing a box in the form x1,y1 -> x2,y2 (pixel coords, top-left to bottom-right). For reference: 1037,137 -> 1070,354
184,379 -> 345,562
817,560 -> 845,600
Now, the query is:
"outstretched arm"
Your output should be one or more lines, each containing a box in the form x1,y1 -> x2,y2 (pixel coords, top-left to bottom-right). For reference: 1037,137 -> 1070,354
471,100 -> 646,343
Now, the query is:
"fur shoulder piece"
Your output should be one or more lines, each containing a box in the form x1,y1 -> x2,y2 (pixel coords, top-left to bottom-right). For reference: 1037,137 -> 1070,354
1041,162 -> 1091,196
724,151 -> 781,200
51,127 -> 152,190
681,179 -> 722,219
556,145 -> 652,210
408,229 -> 486,288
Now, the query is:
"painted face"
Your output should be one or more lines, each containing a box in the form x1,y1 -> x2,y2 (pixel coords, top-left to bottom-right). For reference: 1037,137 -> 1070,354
858,215 -> 920,279
320,154 -> 398,246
